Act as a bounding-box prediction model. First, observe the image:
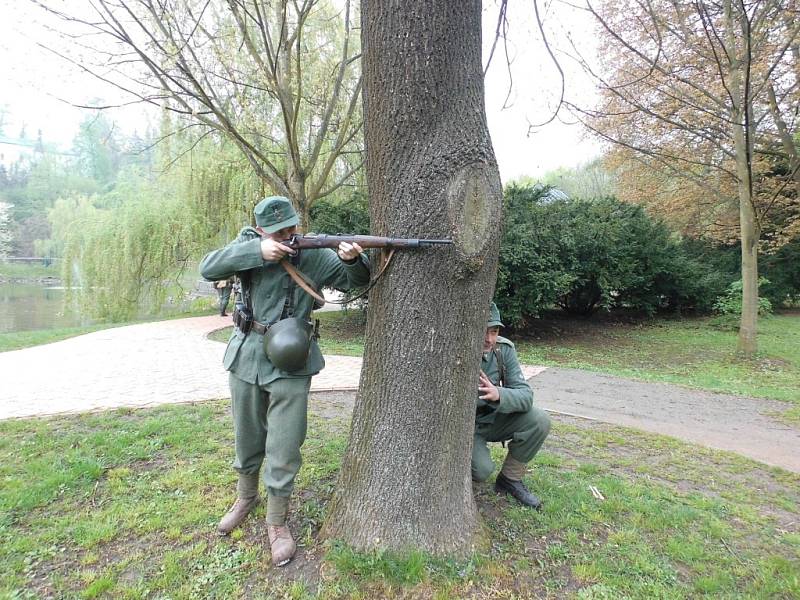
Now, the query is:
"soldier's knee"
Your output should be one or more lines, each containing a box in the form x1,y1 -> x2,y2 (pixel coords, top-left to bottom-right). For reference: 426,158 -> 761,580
537,409 -> 552,437
519,407 -> 551,438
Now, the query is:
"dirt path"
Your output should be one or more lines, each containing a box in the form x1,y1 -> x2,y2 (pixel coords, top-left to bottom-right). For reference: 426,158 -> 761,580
532,368 -> 800,473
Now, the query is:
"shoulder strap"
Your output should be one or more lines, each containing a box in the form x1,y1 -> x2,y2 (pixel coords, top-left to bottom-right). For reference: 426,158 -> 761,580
281,259 -> 327,306
279,248 -> 397,307
493,347 -> 506,387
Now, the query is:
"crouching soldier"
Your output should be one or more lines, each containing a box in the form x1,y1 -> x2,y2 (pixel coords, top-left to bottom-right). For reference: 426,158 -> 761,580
474,303 -> 551,509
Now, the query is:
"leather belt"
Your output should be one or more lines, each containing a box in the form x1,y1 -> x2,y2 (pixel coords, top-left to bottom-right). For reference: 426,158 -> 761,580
232,308 -> 271,335
249,319 -> 270,335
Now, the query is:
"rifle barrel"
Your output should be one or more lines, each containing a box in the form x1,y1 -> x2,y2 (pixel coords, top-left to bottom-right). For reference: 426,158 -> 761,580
283,234 -> 452,249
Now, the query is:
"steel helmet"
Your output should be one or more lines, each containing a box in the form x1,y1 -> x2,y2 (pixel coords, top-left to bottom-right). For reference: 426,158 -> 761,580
264,318 -> 313,372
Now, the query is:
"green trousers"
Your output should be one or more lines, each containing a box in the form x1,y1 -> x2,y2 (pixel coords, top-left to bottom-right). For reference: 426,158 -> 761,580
217,287 -> 232,314
472,405 -> 551,482
229,373 -> 312,497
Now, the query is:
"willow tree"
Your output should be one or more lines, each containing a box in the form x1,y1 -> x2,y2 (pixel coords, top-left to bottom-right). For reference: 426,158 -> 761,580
556,0 -> 800,356
322,0 -> 503,554
36,0 -> 363,228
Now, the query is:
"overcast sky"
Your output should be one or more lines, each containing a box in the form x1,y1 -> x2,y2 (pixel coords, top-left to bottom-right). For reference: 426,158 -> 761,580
0,1 -> 601,183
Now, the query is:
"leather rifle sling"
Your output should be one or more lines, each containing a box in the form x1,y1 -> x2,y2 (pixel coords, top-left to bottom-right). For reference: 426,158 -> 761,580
280,249 -> 396,306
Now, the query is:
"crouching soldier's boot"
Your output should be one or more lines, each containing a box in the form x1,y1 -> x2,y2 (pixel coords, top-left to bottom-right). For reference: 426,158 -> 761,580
266,495 -> 296,567
217,473 -> 260,535
495,455 -> 542,510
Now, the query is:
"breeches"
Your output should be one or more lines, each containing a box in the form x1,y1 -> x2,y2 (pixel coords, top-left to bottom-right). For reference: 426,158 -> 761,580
229,373 -> 312,497
217,288 -> 231,310
472,406 -> 551,482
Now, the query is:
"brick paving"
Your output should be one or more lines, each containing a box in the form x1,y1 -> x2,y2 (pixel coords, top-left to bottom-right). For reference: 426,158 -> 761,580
0,315 -> 546,420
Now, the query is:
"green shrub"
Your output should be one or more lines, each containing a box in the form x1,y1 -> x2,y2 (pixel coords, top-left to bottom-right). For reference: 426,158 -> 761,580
309,192 -> 370,235
713,278 -> 773,316
495,186 -> 723,325
760,239 -> 800,307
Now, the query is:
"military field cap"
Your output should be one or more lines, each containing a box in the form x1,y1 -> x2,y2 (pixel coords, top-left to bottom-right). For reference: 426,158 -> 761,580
487,302 -> 504,328
254,196 -> 299,234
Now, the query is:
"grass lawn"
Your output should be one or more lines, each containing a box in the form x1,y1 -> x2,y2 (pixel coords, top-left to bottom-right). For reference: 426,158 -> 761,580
1,398 -> 798,599
0,261 -> 62,280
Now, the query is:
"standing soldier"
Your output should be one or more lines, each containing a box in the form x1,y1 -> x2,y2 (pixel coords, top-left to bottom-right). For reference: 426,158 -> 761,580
474,303 -> 551,509
200,196 -> 370,566
214,277 -> 233,316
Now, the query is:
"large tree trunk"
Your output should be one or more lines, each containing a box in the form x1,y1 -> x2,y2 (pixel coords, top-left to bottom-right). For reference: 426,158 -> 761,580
322,0 -> 503,554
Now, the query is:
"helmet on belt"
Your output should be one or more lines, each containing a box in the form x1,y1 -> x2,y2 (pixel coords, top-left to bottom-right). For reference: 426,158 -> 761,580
264,317 -> 313,372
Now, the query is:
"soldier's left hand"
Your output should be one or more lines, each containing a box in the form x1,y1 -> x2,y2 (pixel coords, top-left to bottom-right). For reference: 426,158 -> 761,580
337,242 -> 363,262
478,371 -> 500,402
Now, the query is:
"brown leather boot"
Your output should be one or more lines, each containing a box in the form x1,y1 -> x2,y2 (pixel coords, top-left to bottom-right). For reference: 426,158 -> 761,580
268,524 -> 296,566
217,496 -> 259,535
217,473 -> 260,535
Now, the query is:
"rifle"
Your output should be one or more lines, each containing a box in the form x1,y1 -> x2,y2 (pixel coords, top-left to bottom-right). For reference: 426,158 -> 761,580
275,233 -> 452,305
280,233 -> 453,250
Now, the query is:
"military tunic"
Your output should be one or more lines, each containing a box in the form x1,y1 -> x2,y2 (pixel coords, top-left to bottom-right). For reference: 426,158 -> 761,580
201,227 -> 370,384
472,336 -> 551,482
200,227 -> 370,496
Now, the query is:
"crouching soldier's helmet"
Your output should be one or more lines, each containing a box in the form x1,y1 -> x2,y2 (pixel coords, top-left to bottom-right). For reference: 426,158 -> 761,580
264,318 -> 313,372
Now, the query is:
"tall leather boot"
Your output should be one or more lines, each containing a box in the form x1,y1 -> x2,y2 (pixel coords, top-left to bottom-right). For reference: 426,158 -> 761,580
266,494 -> 296,567
217,473 -> 260,535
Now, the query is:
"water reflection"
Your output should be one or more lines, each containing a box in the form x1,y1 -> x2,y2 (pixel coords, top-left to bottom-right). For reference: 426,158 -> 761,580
0,282 -> 87,333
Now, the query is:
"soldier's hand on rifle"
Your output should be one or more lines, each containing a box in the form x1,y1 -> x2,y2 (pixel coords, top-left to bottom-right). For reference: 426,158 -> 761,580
261,238 -> 296,262
478,371 -> 500,402
337,241 -> 363,262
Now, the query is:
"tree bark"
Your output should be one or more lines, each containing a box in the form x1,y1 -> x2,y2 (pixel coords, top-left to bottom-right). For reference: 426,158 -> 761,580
322,0 -> 503,554
724,0 -> 759,356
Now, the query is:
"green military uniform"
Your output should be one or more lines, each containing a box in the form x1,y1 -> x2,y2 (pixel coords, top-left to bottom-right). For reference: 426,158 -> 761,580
200,197 -> 370,510
215,278 -> 233,316
473,336 -> 551,482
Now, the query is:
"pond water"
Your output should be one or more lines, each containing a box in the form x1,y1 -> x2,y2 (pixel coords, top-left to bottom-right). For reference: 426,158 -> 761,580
0,282 -> 88,333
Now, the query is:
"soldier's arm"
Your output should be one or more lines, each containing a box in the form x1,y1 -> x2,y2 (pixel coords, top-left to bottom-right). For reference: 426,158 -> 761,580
200,228 -> 265,281
495,343 -> 534,414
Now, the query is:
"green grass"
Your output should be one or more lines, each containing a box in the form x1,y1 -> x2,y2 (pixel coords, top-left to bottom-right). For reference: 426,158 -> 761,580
513,314 -> 800,406
1,401 -> 798,598
0,261 -> 62,279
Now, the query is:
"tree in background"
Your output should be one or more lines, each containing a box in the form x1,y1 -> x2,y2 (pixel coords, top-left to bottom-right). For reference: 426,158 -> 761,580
532,158 -> 617,200
322,0 -> 503,554
38,0 -> 363,228
559,0 -> 800,356
72,113 -> 122,186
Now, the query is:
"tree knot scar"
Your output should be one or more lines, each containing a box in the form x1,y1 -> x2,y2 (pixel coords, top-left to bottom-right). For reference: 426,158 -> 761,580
446,164 -> 502,276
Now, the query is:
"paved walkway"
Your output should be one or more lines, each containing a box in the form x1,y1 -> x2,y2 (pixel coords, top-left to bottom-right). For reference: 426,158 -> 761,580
2,316 -> 798,473
0,315 -> 546,420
